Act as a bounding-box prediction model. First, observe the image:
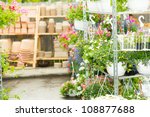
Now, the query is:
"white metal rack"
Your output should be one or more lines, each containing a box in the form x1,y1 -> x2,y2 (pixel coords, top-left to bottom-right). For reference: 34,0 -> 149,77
83,0 -> 150,96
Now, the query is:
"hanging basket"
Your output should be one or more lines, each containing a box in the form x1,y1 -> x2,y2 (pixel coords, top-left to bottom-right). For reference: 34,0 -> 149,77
137,61 -> 150,75
74,20 -> 88,31
106,62 -> 126,77
127,0 -> 150,11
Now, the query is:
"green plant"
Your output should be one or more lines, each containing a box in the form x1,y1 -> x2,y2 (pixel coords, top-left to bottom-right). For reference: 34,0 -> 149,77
1,88 -> 20,100
119,77 -> 146,100
0,1 -> 21,28
82,79 -> 114,100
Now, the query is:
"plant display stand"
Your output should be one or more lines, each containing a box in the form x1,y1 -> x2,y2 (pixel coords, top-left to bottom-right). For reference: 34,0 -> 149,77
81,0 -> 150,99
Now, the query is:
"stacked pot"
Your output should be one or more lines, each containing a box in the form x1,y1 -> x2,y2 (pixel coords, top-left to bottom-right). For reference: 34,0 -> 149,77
0,39 -> 12,54
19,39 -> 34,62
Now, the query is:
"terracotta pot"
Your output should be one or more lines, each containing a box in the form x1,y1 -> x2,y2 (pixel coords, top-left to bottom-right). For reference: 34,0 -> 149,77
15,28 -> 21,34
54,62 -> 62,68
28,22 -> 35,29
38,21 -> 47,33
0,39 -> 12,53
55,23 -> 62,33
62,21 -> 70,33
37,51 -> 45,58
44,51 -> 52,58
50,4 -> 56,16
11,41 -> 21,53
56,2 -> 62,15
54,52 -> 68,58
46,6 -> 51,16
21,28 -> 27,34
62,61 -> 68,68
40,4 -> 46,16
28,28 -> 35,34
48,19 -> 55,33
20,39 -> 34,51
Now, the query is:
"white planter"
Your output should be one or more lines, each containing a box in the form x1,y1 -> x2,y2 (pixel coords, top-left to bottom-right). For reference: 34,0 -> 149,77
106,62 -> 126,76
99,0 -> 112,13
137,61 -> 150,75
87,1 -> 99,12
128,0 -> 149,11
74,20 -> 88,31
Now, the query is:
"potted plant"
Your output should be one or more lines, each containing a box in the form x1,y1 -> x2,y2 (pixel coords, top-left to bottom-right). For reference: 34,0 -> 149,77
146,36 -> 150,49
129,51 -> 150,75
135,35 -> 144,50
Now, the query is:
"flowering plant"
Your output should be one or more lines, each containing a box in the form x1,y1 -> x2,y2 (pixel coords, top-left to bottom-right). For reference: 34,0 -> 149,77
125,15 -> 138,33
59,29 -> 79,49
0,0 -> 25,28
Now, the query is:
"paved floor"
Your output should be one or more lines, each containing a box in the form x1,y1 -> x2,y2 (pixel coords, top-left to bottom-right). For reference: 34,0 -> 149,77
3,75 -> 74,100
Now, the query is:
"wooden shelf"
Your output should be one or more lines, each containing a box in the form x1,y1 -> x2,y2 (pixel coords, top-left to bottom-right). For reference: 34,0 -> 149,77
0,33 -> 34,36
37,57 -> 68,60
38,33 -> 59,36
40,16 -> 66,18
8,60 -> 33,64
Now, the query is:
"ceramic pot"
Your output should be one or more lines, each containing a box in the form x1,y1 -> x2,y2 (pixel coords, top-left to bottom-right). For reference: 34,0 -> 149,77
106,62 -> 126,76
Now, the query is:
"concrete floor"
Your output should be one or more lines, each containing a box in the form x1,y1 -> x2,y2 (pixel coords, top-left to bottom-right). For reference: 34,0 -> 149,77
3,75 -> 73,100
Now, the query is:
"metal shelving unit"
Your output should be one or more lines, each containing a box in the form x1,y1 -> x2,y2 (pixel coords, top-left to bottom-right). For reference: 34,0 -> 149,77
83,0 -> 150,96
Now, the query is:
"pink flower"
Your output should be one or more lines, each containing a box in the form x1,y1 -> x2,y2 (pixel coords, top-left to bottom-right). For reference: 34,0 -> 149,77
106,33 -> 111,37
96,29 -> 104,35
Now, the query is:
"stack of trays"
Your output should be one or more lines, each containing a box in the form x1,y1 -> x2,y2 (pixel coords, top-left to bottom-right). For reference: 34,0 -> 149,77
19,39 -> 34,62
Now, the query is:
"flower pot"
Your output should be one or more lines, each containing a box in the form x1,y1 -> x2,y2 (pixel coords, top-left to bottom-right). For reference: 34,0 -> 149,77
146,42 -> 150,49
87,1 -> 99,12
128,0 -> 149,11
74,20 -> 88,31
137,61 -> 150,75
106,62 -> 126,76
99,0 -> 112,13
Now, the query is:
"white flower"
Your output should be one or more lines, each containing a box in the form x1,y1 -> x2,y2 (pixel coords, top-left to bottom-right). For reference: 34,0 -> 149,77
84,59 -> 89,63
80,62 -> 84,66
79,66 -> 85,71
77,86 -> 82,91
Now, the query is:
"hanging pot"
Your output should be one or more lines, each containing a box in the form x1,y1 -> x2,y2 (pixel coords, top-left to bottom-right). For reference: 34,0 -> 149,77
87,1 -> 99,12
127,0 -> 149,11
106,62 -> 126,76
74,20 -> 88,31
137,61 -> 150,75
99,0 -> 112,13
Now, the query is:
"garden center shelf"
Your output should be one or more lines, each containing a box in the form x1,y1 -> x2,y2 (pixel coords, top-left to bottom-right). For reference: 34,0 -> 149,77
8,60 -> 33,65
0,34 -> 34,36
36,57 -> 68,60
38,33 -> 59,36
102,71 -> 144,80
